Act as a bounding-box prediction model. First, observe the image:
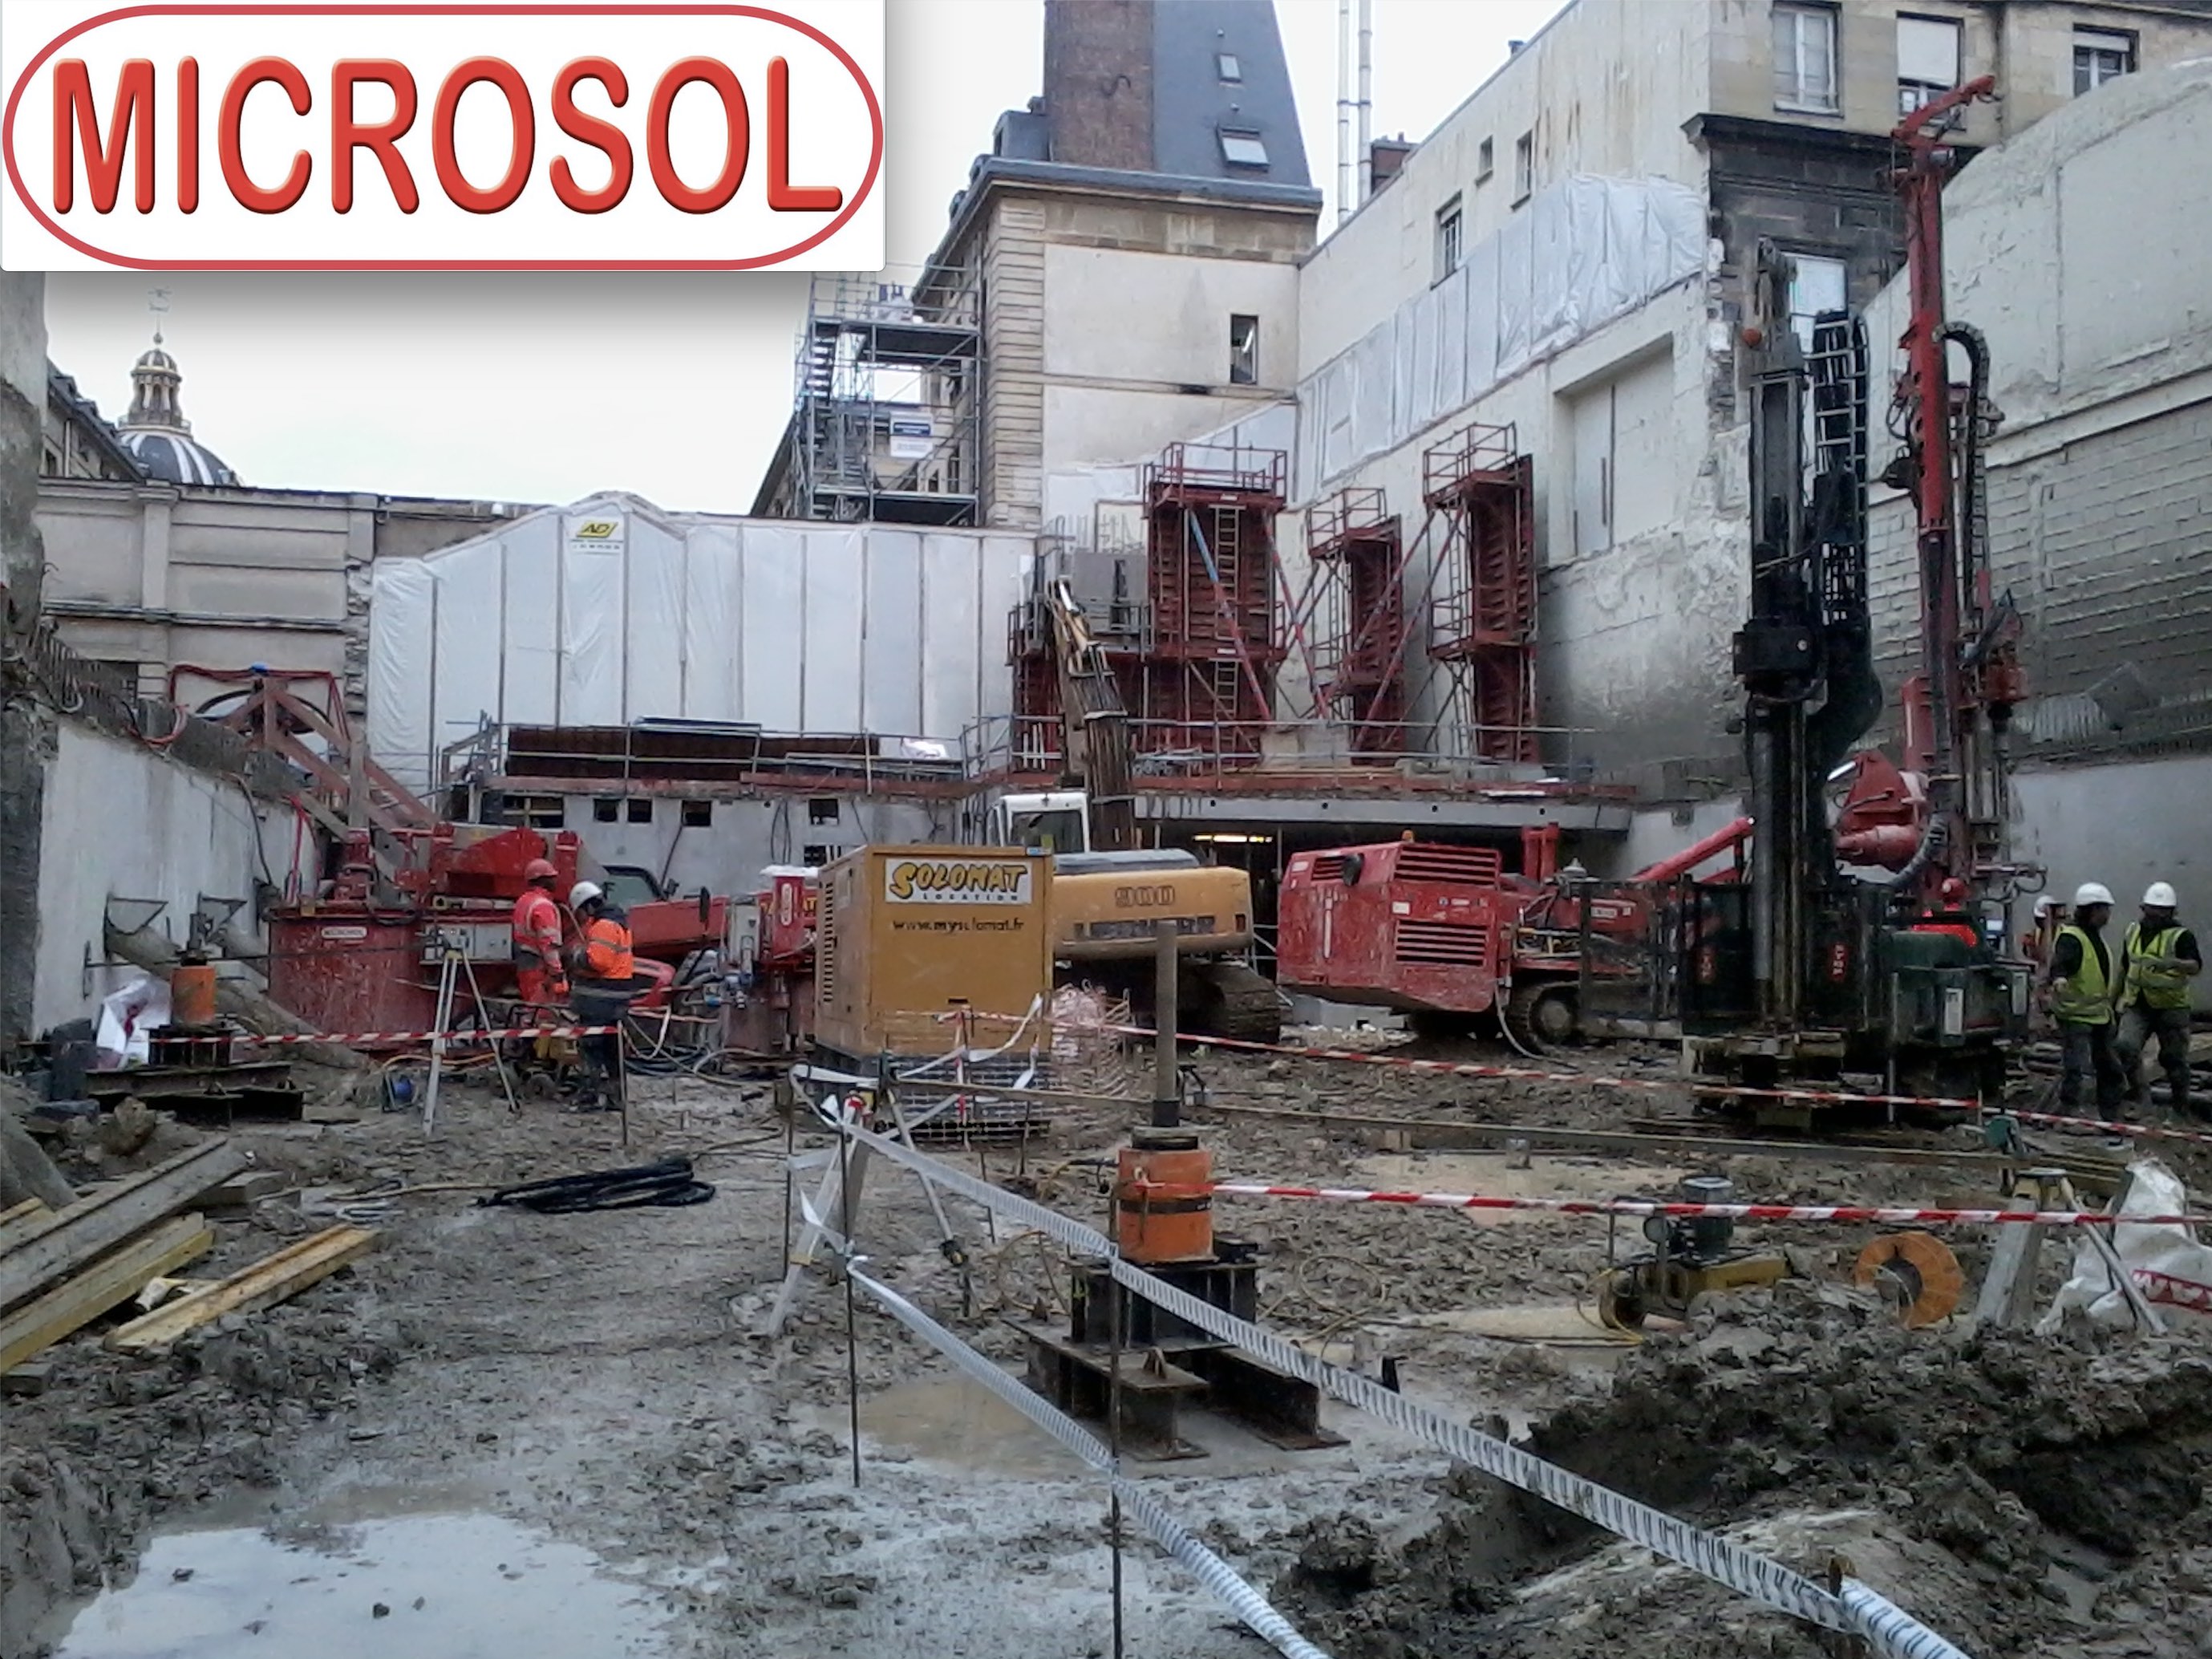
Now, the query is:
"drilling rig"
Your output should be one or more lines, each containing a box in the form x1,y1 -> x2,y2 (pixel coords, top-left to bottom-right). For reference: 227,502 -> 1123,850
1684,77 -> 2036,1124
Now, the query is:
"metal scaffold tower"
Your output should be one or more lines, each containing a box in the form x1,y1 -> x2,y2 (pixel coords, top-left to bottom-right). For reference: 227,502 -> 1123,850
1139,444 -> 1290,759
790,270 -> 982,526
1424,420 -> 1538,764
1298,487 -> 1413,757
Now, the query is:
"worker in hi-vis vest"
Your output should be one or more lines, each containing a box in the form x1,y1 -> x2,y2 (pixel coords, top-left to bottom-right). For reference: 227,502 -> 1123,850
565,882 -> 637,1113
2116,881 -> 2202,1120
2046,882 -> 2128,1122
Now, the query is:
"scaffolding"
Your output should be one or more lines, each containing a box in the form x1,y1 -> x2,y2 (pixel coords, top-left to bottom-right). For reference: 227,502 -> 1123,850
1298,487 -> 1415,757
788,270 -> 982,526
1424,420 -> 1538,764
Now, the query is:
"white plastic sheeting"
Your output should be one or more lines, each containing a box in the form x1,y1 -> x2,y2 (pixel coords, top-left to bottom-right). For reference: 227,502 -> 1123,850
1296,173 -> 1707,497
367,493 -> 1034,792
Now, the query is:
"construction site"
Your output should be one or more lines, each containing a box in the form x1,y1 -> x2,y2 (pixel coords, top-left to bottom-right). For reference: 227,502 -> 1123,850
7,2 -> 2212,1656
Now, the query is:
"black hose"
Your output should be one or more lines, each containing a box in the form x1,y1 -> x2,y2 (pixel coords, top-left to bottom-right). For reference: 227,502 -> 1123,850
476,1156 -> 715,1213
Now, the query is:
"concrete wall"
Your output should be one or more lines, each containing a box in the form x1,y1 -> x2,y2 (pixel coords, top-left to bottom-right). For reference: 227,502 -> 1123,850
1039,240 -> 1298,475
34,721 -> 283,1033
37,481 -> 517,708
1,272 -> 48,1040
1298,0 -> 1714,371
549,793 -> 950,904
1862,59 -> 2212,765
963,180 -> 1314,531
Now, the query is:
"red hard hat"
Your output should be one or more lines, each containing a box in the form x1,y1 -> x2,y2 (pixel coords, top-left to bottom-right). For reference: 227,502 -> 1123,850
524,858 -> 559,883
1939,878 -> 1969,904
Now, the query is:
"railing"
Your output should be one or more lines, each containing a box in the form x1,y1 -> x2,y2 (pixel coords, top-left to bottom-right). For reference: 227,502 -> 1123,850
965,713 -> 1616,793
1144,441 -> 1289,501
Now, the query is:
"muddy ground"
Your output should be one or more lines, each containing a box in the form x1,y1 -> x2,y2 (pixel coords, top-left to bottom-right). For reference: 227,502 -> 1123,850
7,1035 -> 2212,1657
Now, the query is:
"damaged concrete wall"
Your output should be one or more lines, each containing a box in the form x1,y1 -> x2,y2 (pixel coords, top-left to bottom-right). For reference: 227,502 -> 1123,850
34,720 -> 282,1034
1,272 -> 49,1043
1860,60 -> 2212,782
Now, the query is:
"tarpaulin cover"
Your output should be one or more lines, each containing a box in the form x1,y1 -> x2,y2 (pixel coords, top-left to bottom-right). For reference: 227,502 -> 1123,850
367,493 -> 1031,794
1298,172 -> 1708,493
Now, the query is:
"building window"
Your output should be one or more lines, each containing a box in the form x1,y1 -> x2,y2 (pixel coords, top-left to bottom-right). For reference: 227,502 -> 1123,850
808,797 -> 841,825
505,794 -> 566,830
1435,196 -> 1463,282
1896,14 -> 1960,116
1786,253 -> 1849,351
626,797 -> 654,824
803,844 -> 841,868
1228,314 -> 1259,385
681,799 -> 712,827
592,797 -> 619,823
1217,51 -> 1242,83
2075,28 -> 2135,95
1218,127 -> 1269,168
1773,2 -> 1839,113
1512,131 -> 1533,203
1477,136 -> 1494,181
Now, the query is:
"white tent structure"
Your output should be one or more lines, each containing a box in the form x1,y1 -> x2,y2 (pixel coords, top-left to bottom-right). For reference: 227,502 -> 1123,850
368,493 -> 1035,792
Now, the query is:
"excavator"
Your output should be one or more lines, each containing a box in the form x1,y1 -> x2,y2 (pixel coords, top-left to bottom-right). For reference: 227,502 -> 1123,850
984,578 -> 1282,1042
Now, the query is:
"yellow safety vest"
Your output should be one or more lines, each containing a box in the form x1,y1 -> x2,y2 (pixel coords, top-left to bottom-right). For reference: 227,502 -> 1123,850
2124,923 -> 2193,1012
2050,924 -> 2115,1025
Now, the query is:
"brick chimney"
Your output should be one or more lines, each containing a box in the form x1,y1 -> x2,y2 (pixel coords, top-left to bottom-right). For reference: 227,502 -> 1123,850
1043,0 -> 1154,170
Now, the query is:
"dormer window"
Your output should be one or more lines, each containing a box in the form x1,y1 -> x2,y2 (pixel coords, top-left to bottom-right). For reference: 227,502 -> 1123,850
1219,127 -> 1269,168
1217,51 -> 1242,83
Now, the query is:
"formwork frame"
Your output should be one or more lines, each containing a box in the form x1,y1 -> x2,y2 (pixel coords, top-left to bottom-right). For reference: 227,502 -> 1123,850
1423,421 -> 1538,765
1295,487 -> 1416,757
1136,443 -> 1292,757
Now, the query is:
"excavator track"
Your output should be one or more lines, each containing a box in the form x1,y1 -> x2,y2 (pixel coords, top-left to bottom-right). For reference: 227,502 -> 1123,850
1189,960 -> 1283,1045
1503,980 -> 1578,1053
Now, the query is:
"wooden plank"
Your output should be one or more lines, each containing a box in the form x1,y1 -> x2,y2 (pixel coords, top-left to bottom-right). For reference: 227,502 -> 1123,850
0,1141 -> 248,1314
105,1225 -> 378,1354
0,1199 -> 51,1253
0,1215 -> 216,1372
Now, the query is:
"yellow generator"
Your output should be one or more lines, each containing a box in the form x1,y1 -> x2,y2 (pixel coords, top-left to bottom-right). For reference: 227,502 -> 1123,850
813,846 -> 1057,1072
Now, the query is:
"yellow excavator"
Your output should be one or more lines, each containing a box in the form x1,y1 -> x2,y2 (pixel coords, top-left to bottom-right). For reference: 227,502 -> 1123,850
984,578 -> 1282,1043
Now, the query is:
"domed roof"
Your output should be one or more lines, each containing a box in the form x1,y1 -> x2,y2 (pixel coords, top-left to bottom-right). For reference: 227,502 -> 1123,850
119,331 -> 238,487
119,427 -> 237,486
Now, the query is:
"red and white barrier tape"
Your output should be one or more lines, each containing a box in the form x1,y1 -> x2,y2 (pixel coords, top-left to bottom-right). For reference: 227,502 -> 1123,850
1127,1178 -> 2212,1229
157,1024 -> 622,1046
934,1007 -> 2212,1150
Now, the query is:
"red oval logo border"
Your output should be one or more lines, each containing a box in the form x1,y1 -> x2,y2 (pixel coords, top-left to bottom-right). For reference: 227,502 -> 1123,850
2,2 -> 885,270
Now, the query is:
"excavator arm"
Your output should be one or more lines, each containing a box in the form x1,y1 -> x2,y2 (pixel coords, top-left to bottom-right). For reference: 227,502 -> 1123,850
1042,578 -> 1140,852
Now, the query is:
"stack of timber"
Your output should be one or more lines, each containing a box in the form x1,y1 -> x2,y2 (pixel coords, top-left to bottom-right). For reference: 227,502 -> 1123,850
0,1137 -> 379,1377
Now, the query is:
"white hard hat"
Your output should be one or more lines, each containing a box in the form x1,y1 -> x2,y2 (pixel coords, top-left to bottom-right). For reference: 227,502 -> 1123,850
2073,882 -> 2114,908
569,881 -> 603,910
2145,881 -> 2180,908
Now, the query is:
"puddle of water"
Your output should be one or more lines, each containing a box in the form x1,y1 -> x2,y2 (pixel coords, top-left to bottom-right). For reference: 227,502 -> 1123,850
54,1511 -> 666,1659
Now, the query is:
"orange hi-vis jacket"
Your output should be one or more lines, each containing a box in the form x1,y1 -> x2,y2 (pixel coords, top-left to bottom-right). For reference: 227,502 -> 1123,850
581,910 -> 634,984
511,887 -> 563,972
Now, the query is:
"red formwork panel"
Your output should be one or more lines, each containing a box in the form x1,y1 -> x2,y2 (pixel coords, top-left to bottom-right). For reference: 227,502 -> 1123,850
1140,444 -> 1290,758
1303,488 -> 1413,757
1425,424 -> 1538,765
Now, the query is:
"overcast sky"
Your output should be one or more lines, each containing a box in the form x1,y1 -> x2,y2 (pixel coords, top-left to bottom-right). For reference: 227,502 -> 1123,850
41,0 -> 1567,514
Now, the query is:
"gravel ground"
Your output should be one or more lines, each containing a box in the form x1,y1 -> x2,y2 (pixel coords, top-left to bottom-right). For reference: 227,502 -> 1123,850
8,1030 -> 2211,1657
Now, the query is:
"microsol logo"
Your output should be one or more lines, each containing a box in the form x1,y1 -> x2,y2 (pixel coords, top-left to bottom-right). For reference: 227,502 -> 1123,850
0,1 -> 883,270
883,859 -> 1033,907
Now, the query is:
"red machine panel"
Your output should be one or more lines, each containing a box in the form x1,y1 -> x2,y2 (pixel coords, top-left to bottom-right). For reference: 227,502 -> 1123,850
1278,841 -> 1519,1016
267,915 -> 439,1036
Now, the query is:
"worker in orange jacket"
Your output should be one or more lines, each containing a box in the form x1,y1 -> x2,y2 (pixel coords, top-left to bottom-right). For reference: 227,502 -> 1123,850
566,882 -> 637,1111
510,858 -> 568,1013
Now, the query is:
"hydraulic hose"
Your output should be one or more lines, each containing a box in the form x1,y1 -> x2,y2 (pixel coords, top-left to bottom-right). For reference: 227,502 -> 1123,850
477,1156 -> 715,1213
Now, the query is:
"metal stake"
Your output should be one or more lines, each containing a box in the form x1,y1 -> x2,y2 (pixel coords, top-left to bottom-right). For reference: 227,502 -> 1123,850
1108,1264 -> 1127,1659
1153,922 -> 1181,1129
838,1101 -> 862,1488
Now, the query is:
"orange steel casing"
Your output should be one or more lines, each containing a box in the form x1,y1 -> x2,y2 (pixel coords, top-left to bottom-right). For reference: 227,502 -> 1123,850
1116,1143 -> 1214,1264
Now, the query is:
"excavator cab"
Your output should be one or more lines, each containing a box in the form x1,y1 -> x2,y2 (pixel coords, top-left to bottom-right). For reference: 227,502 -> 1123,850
991,790 -> 1092,854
